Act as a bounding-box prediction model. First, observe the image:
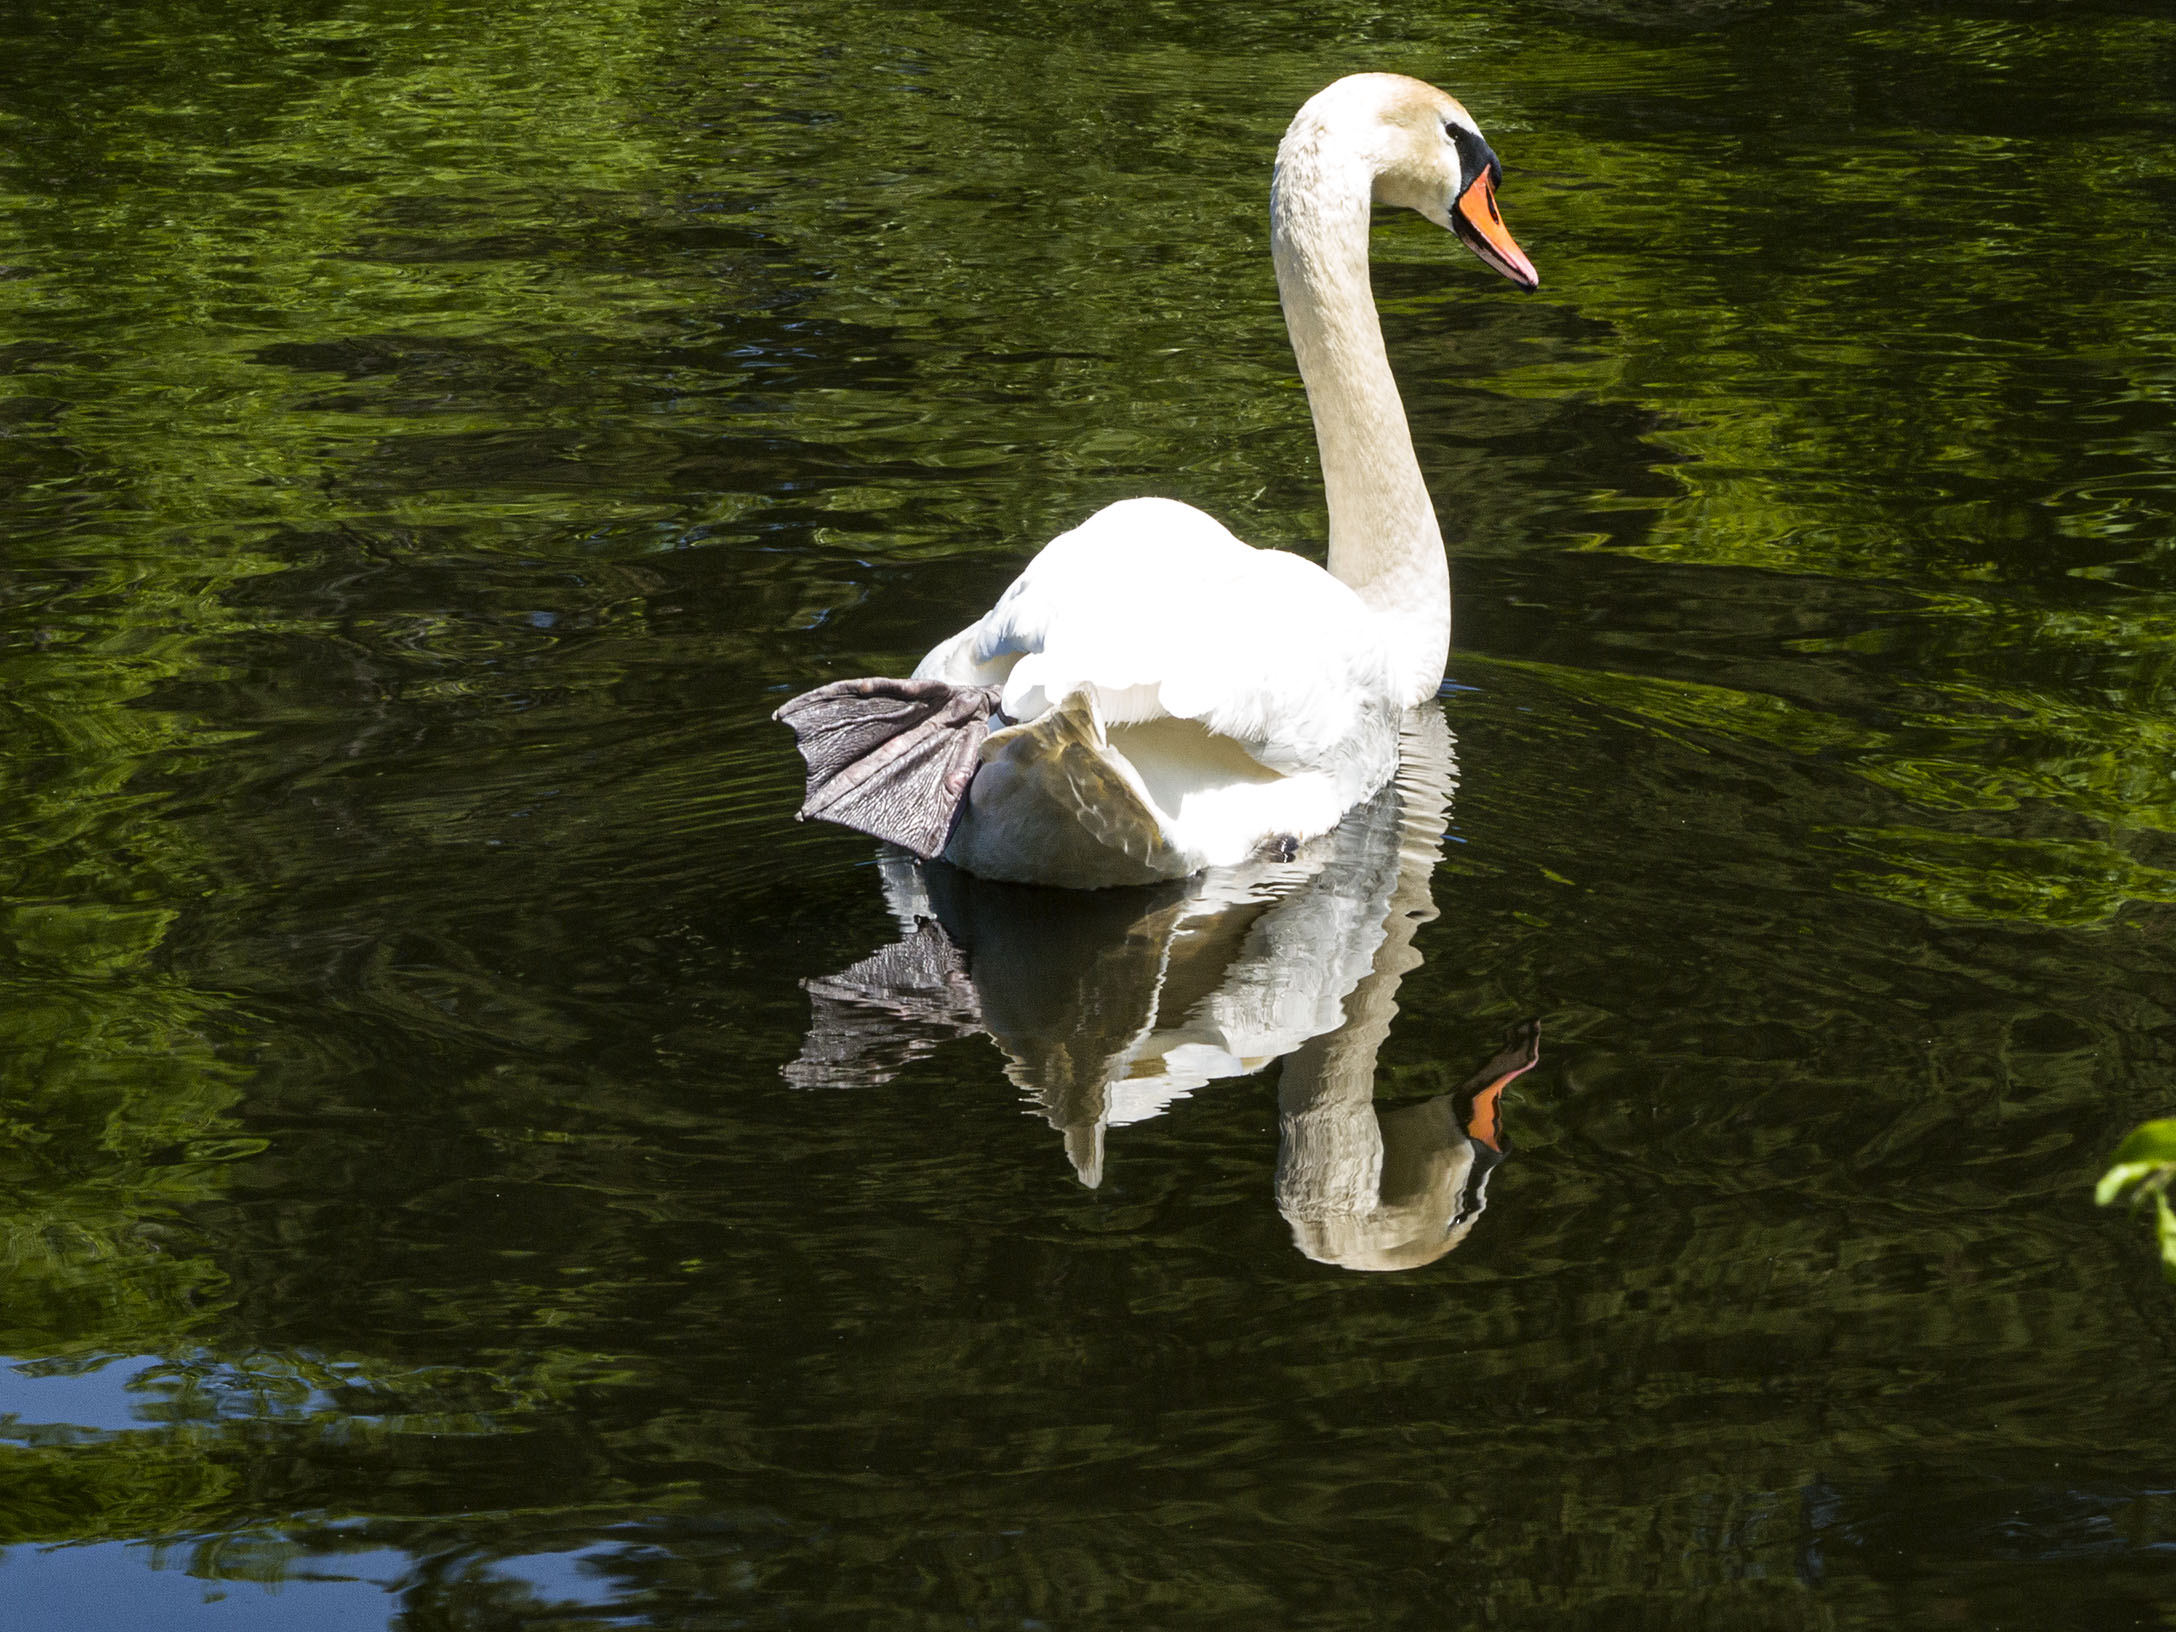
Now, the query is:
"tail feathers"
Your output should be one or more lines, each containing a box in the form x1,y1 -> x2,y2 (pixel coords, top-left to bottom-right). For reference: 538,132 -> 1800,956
776,677 -> 1002,859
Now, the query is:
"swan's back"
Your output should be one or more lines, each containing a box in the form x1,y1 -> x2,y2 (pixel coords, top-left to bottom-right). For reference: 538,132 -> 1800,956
895,498 -> 1401,885
917,497 -> 1394,772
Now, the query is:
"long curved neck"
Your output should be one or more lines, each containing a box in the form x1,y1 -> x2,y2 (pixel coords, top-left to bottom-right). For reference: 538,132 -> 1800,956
1272,136 -> 1450,705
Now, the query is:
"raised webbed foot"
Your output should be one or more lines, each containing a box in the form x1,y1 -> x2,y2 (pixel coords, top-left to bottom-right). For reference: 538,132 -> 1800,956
776,677 -> 1003,859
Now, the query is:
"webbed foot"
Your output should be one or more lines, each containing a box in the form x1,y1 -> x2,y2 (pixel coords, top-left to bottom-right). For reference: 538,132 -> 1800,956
776,677 -> 1003,859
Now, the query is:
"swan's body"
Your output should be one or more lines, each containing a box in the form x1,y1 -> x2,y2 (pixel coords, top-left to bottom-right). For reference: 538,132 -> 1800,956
910,497 -> 1400,886
780,73 -> 1537,889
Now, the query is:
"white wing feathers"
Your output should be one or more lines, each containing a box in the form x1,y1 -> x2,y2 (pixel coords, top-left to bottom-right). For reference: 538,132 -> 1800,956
914,498 -> 1390,774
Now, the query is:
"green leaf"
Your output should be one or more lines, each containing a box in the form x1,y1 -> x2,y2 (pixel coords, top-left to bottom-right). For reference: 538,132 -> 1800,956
2155,1193 -> 2176,1285
2097,1161 -> 2161,1207
2110,1118 -> 2176,1168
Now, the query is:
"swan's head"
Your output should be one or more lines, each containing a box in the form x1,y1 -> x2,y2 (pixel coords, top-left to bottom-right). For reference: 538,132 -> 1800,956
1281,72 -> 1539,291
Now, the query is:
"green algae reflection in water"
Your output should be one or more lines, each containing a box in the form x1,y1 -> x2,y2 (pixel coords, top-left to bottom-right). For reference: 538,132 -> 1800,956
5,0 -> 2176,1626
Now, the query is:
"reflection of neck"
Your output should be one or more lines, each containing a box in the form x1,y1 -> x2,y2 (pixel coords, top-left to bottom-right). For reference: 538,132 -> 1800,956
1275,707 -> 1461,1269
1272,133 -> 1451,706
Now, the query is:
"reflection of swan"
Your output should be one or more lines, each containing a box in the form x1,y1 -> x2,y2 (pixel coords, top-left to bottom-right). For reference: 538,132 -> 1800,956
785,705 -> 1539,1267
777,74 -> 1538,888
1281,999 -> 1538,1272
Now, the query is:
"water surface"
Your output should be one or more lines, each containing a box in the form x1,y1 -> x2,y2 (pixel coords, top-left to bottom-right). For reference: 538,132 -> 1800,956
5,0 -> 2176,1625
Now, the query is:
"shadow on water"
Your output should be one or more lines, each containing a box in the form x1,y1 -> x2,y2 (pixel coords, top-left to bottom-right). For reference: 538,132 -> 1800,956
785,704 -> 1542,1268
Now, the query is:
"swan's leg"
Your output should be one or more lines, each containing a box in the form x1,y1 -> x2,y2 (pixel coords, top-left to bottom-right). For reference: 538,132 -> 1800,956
776,677 -> 1003,859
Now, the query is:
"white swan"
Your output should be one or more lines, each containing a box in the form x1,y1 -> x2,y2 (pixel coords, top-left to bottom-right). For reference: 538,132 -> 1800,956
779,73 -> 1538,889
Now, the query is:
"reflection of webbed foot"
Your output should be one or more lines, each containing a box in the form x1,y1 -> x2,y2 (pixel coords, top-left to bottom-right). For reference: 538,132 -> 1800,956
781,918 -> 983,1089
776,677 -> 1002,859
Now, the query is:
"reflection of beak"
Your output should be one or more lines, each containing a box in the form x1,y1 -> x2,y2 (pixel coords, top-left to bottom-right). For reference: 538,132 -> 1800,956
1463,1071 -> 1517,1150
1453,167 -> 1539,291
1458,1018 -> 1542,1151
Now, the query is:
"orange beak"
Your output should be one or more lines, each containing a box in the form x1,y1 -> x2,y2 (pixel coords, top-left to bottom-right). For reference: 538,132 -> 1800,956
1453,168 -> 1539,291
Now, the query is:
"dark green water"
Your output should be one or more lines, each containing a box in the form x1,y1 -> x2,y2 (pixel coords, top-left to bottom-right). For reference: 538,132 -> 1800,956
6,0 -> 2176,1625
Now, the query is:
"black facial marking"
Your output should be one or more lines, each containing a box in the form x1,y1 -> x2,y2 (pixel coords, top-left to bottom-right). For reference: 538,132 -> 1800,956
1446,123 -> 1502,201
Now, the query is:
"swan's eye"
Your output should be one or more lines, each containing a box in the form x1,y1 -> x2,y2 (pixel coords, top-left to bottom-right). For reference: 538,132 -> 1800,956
1446,124 -> 1493,193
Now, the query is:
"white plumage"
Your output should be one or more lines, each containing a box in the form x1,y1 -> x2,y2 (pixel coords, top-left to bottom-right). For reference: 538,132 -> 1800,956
913,497 -> 1401,885
777,73 -> 1538,889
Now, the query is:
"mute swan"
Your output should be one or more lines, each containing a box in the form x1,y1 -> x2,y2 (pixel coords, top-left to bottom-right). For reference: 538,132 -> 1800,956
779,72 -> 1537,889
